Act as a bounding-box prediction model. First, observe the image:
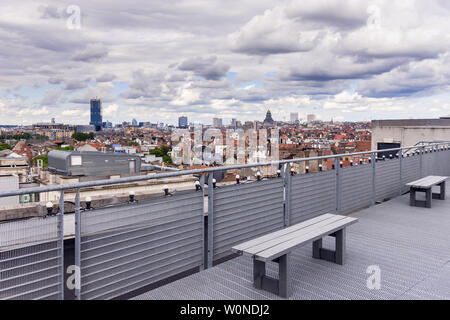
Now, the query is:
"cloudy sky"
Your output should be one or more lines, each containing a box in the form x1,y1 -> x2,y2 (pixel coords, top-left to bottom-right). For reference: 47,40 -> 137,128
1,0 -> 450,125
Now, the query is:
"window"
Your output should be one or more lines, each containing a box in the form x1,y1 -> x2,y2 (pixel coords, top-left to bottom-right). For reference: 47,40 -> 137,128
71,155 -> 82,166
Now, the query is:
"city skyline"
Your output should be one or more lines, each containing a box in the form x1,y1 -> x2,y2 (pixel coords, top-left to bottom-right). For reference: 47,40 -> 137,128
1,1 -> 450,126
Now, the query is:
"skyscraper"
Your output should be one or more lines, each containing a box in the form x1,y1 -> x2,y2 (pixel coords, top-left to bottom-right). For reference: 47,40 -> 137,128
178,116 -> 188,128
213,117 -> 223,128
290,112 -> 298,123
307,114 -> 317,123
90,98 -> 102,131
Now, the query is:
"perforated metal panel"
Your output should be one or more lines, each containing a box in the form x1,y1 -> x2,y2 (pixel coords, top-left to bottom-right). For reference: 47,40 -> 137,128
444,149 -> 450,176
401,155 -> 421,193
422,151 -> 435,177
290,170 -> 336,225
79,191 -> 204,300
340,164 -> 372,213
0,216 -> 63,300
432,150 -> 448,176
212,178 -> 284,261
375,158 -> 400,201
134,188 -> 450,301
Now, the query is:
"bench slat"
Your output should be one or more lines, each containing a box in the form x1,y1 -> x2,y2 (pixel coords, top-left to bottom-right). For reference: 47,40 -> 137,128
406,176 -> 448,188
232,213 -> 336,253
255,217 -> 358,262
240,215 -> 349,256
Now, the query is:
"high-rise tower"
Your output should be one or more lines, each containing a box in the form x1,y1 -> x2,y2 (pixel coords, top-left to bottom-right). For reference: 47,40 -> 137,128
90,98 -> 102,131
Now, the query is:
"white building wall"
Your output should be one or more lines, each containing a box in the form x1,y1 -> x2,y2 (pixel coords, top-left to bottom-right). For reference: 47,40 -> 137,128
371,126 -> 450,150
0,175 -> 19,207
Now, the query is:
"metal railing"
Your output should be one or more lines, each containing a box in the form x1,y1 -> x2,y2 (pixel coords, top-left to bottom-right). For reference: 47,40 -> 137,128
1,142 -> 450,300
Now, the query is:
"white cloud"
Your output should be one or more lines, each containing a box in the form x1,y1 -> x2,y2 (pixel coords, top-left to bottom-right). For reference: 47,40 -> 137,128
103,103 -> 119,117
0,0 -> 450,124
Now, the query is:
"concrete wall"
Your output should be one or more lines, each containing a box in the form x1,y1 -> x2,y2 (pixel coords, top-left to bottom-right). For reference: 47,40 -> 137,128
38,175 -> 198,203
371,126 -> 450,150
0,167 -> 28,182
0,176 -> 199,221
0,175 -> 19,206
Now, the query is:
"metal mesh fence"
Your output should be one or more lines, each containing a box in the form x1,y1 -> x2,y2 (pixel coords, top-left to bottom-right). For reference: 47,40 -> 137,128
0,215 -> 63,300
79,191 -> 204,300
1,144 -> 450,300
211,178 -> 284,262
290,170 -> 336,224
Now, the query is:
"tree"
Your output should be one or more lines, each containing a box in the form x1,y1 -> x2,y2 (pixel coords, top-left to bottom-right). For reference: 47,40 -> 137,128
149,148 -> 164,157
55,145 -> 74,151
163,154 -> 172,164
149,145 -> 172,164
72,132 -> 94,142
34,154 -> 48,167
0,143 -> 12,151
159,145 -> 169,155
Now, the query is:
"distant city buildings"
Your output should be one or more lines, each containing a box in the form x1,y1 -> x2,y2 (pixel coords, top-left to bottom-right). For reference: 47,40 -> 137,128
33,121 -> 74,140
263,110 -> 275,127
76,125 -> 95,133
178,116 -> 188,129
213,117 -> 223,128
290,112 -> 298,123
89,98 -> 102,131
307,114 -> 317,123
102,121 -> 113,129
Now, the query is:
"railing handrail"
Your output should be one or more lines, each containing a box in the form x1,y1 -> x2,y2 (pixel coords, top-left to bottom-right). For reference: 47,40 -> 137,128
0,141 -> 449,198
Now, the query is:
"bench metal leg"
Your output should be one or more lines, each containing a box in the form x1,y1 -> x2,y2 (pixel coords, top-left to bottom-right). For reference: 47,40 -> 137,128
312,228 -> 346,265
410,187 -> 432,208
278,254 -> 291,298
426,188 -> 432,208
335,229 -> 346,265
312,238 -> 322,259
410,187 -> 416,206
252,253 -> 291,298
253,259 -> 265,290
432,182 -> 446,200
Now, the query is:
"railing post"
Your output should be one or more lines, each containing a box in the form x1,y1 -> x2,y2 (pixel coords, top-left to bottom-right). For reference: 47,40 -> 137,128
371,153 -> 376,206
284,163 -> 291,227
419,146 -> 424,177
200,174 -> 205,271
58,190 -> 64,300
207,174 -> 214,268
334,157 -> 340,214
399,149 -> 403,196
74,188 -> 81,300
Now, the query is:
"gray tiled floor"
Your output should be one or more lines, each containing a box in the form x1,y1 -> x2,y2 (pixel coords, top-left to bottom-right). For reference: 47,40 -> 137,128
133,191 -> 450,300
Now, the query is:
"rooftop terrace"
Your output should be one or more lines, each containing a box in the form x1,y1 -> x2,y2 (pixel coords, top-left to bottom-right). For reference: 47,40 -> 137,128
1,143 -> 449,300
134,190 -> 450,300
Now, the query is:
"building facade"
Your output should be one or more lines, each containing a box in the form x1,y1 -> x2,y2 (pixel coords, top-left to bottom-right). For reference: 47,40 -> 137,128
307,114 -> 317,122
290,112 -> 298,123
213,118 -> 223,128
178,116 -> 188,128
90,98 -> 102,131
371,118 -> 450,150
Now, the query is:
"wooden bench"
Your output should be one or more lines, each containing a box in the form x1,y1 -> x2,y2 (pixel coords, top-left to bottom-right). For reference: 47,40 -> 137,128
232,214 -> 358,298
406,176 -> 448,208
